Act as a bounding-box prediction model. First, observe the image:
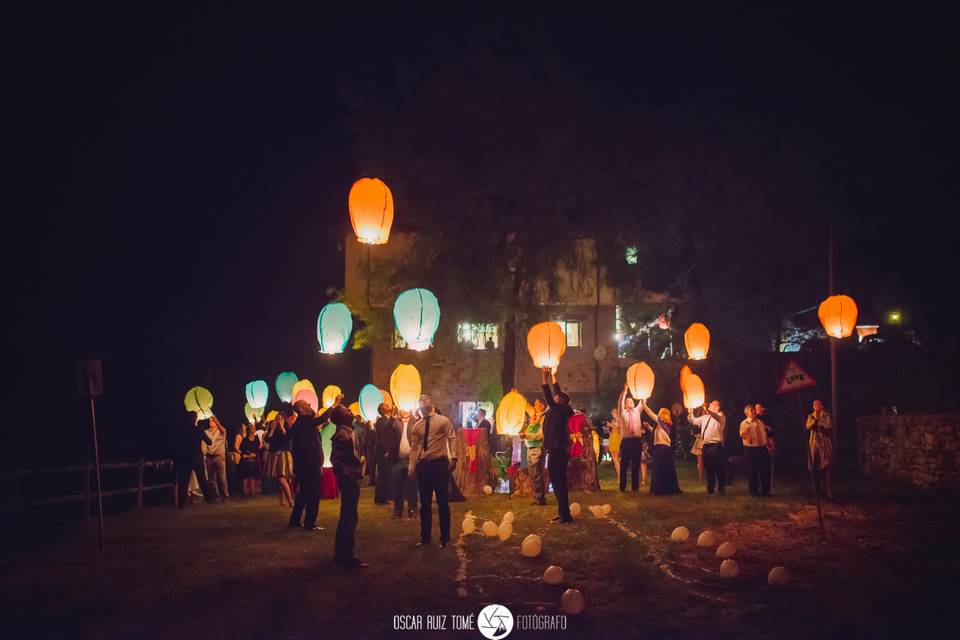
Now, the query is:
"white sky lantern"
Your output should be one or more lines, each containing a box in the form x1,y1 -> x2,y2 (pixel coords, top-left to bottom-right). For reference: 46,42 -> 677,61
393,288 -> 441,351
317,302 -> 353,354
358,384 -> 384,422
244,380 -> 269,409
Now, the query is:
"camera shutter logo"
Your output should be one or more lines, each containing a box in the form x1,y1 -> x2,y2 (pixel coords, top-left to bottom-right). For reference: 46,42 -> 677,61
478,604 -> 514,639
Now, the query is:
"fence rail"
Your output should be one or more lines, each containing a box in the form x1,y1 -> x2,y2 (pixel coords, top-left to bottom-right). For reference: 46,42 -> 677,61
1,459 -> 175,519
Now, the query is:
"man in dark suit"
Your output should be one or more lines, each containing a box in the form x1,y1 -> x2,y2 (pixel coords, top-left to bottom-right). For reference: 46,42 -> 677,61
373,403 -> 398,505
289,398 -> 337,530
331,404 -> 367,568
541,367 -> 574,523
175,413 -> 214,507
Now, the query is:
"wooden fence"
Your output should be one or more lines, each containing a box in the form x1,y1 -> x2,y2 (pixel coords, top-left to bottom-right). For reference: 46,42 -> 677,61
1,459 -> 175,521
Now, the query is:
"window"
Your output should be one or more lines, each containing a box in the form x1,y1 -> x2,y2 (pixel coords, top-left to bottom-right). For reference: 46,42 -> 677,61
555,320 -> 581,348
457,322 -> 499,350
625,246 -> 638,265
459,401 -> 495,428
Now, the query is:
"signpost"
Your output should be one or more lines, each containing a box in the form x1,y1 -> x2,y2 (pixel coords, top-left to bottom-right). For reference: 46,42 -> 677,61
77,359 -> 105,552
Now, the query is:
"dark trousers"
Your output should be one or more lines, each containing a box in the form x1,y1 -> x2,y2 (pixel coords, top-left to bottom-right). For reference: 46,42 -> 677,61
619,438 -> 642,491
335,474 -> 360,561
374,455 -> 392,503
416,458 -> 451,543
702,442 -> 726,494
391,459 -> 418,514
547,448 -> 571,520
290,466 -> 322,528
176,462 -> 214,506
745,447 -> 771,496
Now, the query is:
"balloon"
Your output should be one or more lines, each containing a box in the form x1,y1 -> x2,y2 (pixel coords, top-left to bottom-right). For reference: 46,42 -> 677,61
482,520 -> 499,537
496,389 -> 528,437
526,321 -> 567,369
184,386 -> 214,417
483,485 -> 493,495
569,502 -> 581,517
684,323 -> 711,360
543,565 -> 564,585
521,534 -> 542,557
349,177 -> 394,245
393,288 -> 441,351
358,384 -> 385,422
716,542 -> 737,559
697,531 -> 716,547
670,526 -> 690,542
294,388 -> 319,413
317,302 -> 353,354
390,364 -> 422,412
245,380 -> 269,409
818,294 -> 858,338
275,372 -> 298,402
501,511 -> 515,524
497,521 -> 513,541
768,566 -> 791,586
322,385 -> 342,409
560,588 -> 585,615
462,518 -> 476,535
589,505 -> 605,518
626,362 -> 655,400
720,559 -> 739,578
601,504 -> 611,515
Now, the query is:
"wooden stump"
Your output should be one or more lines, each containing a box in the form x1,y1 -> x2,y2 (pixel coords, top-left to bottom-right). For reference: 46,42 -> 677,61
453,427 -> 492,496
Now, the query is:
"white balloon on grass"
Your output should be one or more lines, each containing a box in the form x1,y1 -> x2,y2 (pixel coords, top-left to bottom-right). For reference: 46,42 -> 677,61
502,511 -> 515,524
671,526 -> 690,542
768,566 -> 791,586
497,521 -> 513,541
569,502 -> 581,517
483,485 -> 493,495
697,530 -> 716,547
716,542 -> 737,559
560,588 -> 585,615
521,534 -> 542,557
462,518 -> 476,535
482,520 -> 499,537
543,565 -> 564,585
719,559 -> 739,578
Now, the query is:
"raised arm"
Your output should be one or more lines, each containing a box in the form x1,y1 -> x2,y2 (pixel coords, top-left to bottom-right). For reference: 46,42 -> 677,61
541,367 -> 559,408
640,400 -> 658,422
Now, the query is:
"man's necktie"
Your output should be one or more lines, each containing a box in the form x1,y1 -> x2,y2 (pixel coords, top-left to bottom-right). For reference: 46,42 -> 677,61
423,416 -> 431,457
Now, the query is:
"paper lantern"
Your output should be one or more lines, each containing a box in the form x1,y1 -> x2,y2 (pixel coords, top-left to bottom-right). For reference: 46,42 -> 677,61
626,362 -> 655,400
320,422 -> 334,468
679,365 -> 693,393
569,502 -> 581,517
275,372 -> 298,402
349,177 -> 394,245
462,518 -> 476,535
684,322 -> 710,360
501,511 -> 515,524
348,401 -> 361,417
321,385 -> 342,409
671,526 -> 690,542
390,364 -> 422,412
716,542 -> 737,559
482,520 -> 499,537
245,380 -> 269,409
317,302 -> 353,354
601,504 -> 611,515
697,531 -> 716,547
291,379 -> 315,400
358,384 -> 384,422
560,589 -> 585,615
526,322 -> 567,369
294,388 -> 319,413
393,288 -> 441,351
244,402 -> 263,424
483,485 -> 493,495
720,559 -> 739,578
497,521 -> 513,541
768,566 -> 791,586
380,389 -> 394,409
265,410 -> 279,423
683,373 -> 706,409
184,386 -> 214,417
818,294 -> 858,339
521,534 -> 542,557
543,565 -> 564,585
496,389 -> 528,437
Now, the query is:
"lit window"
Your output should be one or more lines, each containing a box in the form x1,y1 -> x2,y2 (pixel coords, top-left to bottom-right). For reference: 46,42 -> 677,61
554,320 -> 581,347
393,328 -> 407,349
625,246 -> 638,265
459,401 -> 495,427
457,322 -> 499,350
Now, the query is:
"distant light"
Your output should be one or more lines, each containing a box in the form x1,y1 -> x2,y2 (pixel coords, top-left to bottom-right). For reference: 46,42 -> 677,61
614,333 -> 623,342
625,246 -> 638,265
888,310 -> 902,323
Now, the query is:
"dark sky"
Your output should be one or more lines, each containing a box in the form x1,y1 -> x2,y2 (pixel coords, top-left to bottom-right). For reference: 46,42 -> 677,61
8,4 -> 956,463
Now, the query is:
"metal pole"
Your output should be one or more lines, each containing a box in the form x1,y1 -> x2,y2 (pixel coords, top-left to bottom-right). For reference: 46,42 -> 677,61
828,225 -> 839,462
90,397 -> 105,552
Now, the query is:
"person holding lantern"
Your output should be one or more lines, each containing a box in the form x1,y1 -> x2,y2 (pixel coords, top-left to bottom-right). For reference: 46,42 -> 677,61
541,367 -> 574,523
288,399 -> 337,531
617,385 -> 649,491
330,404 -> 367,569
739,404 -> 771,497
235,422 -> 262,497
687,401 -> 726,495
266,409 -> 295,507
408,394 -> 458,547
805,400 -> 835,499
174,413 -> 214,507
640,400 -> 681,495
390,409 -> 419,519
203,416 -> 229,502
520,399 -> 547,505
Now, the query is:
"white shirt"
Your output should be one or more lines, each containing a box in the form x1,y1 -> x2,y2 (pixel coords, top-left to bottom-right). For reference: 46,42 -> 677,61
689,412 -> 726,444
204,428 -> 226,456
739,418 -> 768,448
620,407 -> 645,439
653,421 -> 672,446
399,417 -> 412,458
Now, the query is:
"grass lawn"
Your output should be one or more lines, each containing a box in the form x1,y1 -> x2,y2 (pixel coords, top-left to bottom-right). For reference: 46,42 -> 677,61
1,460 -> 957,639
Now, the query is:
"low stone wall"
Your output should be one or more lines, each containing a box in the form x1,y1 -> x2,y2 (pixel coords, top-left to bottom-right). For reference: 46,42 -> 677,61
857,414 -> 960,489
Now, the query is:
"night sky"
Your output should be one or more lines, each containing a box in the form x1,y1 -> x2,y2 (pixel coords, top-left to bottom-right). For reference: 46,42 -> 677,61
8,4 -> 956,464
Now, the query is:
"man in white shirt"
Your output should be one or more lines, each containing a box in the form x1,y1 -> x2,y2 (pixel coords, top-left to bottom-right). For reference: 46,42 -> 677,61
390,409 -> 418,519
687,401 -> 726,495
203,416 -> 229,502
617,385 -> 647,491
739,404 -> 771,497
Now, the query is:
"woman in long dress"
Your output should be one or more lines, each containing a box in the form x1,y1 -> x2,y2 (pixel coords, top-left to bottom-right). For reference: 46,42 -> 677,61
607,409 -> 622,480
805,400 -> 835,498
640,400 -> 681,495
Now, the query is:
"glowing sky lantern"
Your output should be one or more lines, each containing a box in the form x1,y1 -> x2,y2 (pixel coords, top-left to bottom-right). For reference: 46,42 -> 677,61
322,385 -> 342,409
244,402 -> 264,424
358,384 -> 384,422
684,323 -> 710,360
293,387 -> 319,413
818,295 -> 858,338
348,401 -> 361,417
184,386 -> 214,418
679,365 -> 693,394
244,380 -> 269,409
320,422 -> 334,468
349,177 -> 394,245
626,362 -> 655,400
317,302 -> 353,354
380,389 -> 394,409
265,410 -> 278,423
390,364 -> 422,412
291,379 -> 315,402
682,372 -> 706,409
393,288 -> 441,351
496,389 -> 528,437
275,371 -> 298,403
526,321 -> 567,369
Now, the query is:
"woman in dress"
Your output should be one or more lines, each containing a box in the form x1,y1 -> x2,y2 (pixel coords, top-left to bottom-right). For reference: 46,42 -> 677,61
640,400 -> 681,495
607,408 -> 622,480
235,422 -> 262,496
805,399 -> 835,498
266,412 -> 294,507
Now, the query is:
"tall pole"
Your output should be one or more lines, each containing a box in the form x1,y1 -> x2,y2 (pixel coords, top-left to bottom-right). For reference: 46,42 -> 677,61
829,225 -> 839,461
89,397 -> 105,552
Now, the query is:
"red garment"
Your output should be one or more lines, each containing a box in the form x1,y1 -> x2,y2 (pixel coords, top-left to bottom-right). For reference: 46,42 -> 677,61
568,413 -> 587,457
321,466 -> 339,499
462,428 -> 483,473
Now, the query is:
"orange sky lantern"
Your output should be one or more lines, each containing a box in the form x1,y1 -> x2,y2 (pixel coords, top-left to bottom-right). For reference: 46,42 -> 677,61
349,178 -> 394,245
527,322 -> 567,370
626,362 -> 655,400
496,389 -> 528,437
390,364 -> 422,413
818,295 -> 858,338
684,322 -> 710,360
682,373 -> 706,409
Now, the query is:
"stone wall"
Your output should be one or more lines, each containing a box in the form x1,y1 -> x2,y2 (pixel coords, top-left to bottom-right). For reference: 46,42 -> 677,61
857,414 -> 960,489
